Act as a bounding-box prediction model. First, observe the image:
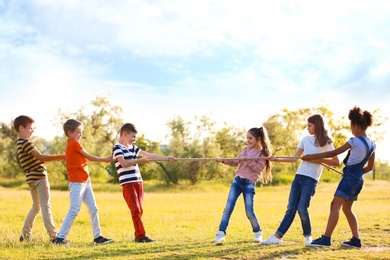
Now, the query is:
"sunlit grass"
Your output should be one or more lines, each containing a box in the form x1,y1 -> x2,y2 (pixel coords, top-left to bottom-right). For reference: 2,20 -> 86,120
0,180 -> 389,259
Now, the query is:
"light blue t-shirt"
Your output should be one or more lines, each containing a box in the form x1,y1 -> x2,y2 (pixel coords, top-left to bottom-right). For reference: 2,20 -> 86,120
296,135 -> 335,182
346,136 -> 376,165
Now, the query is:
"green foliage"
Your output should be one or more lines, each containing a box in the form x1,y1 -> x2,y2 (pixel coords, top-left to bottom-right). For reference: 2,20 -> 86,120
54,96 -> 125,182
1,98 -> 389,186
165,115 -> 245,184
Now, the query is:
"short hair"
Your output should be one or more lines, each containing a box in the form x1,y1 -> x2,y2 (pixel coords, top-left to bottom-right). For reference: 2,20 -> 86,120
14,115 -> 35,132
120,123 -> 137,136
63,119 -> 83,137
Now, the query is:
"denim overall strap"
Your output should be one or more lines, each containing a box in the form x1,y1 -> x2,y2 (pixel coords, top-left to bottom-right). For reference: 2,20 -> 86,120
342,136 -> 374,177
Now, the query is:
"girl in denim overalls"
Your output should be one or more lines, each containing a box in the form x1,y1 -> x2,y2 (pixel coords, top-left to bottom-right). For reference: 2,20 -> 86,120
302,106 -> 376,248
211,126 -> 272,243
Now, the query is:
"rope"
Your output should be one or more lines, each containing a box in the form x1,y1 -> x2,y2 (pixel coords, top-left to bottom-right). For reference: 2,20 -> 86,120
150,156 -> 343,175
320,162 -> 343,175
149,156 -> 271,162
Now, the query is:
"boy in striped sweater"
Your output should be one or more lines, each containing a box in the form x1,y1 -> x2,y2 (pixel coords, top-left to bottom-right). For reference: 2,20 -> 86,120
112,123 -> 176,243
14,115 -> 65,242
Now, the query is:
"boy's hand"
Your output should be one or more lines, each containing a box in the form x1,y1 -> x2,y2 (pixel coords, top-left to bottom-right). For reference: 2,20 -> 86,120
139,158 -> 150,164
166,156 -> 176,162
103,157 -> 114,163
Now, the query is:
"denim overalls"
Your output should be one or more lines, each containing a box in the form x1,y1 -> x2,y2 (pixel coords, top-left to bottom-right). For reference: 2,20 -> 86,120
335,136 -> 374,201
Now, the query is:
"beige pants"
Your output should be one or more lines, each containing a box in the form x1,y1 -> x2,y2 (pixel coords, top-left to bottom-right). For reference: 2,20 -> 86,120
22,178 -> 57,239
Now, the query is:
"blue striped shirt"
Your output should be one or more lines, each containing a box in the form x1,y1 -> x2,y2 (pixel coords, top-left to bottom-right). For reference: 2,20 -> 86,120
112,142 -> 143,185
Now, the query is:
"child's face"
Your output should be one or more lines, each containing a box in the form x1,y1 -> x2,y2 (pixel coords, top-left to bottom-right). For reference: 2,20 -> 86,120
307,122 -> 315,135
246,132 -> 259,149
19,123 -> 34,139
126,131 -> 137,144
68,125 -> 83,142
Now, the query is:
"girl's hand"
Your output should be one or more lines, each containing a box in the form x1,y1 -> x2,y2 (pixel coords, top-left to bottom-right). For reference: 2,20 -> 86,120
267,155 -> 277,161
301,154 -> 314,161
215,158 -> 223,163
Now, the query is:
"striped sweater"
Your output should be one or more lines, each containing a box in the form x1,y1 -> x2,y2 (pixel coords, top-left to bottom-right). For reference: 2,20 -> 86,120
16,138 -> 47,183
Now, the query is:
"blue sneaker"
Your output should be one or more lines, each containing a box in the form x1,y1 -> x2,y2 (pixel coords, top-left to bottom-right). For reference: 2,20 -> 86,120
307,235 -> 331,247
341,237 -> 361,248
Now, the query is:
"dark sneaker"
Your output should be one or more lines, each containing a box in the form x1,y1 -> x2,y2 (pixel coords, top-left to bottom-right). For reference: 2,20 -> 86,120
341,237 -> 361,248
307,235 -> 331,247
19,234 -> 31,242
52,237 -> 69,245
135,236 -> 156,243
94,236 -> 114,244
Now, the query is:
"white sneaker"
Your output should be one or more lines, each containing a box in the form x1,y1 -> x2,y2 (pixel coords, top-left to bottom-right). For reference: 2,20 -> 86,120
212,231 -> 225,243
262,235 -> 282,245
254,231 -> 263,242
304,236 -> 312,245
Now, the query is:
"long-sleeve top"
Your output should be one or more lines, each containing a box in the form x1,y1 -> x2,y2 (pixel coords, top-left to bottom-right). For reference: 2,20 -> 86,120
224,147 -> 266,183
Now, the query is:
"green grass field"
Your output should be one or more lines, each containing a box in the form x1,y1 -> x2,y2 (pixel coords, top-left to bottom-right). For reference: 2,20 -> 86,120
1,180 -> 389,259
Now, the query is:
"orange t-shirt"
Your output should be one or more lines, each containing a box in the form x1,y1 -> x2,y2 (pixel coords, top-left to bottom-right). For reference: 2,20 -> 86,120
66,139 -> 89,182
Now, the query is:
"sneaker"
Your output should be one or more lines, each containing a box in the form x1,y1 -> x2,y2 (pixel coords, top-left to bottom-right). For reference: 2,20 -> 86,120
211,231 -> 225,243
262,235 -> 282,245
304,236 -> 313,245
19,234 -> 32,242
254,231 -> 263,243
52,237 -> 69,245
341,237 -> 361,249
308,235 -> 331,247
135,236 -> 156,243
94,236 -> 114,244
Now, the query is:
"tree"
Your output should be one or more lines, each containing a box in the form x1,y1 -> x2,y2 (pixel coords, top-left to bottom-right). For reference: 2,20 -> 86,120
0,121 -> 21,178
163,115 -> 248,184
54,96 -> 124,181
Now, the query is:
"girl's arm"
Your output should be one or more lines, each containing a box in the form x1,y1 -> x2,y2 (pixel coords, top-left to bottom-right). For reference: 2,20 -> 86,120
310,155 -> 340,167
302,142 -> 351,161
31,149 -> 65,162
363,151 -> 375,174
268,148 -> 303,162
80,149 -> 113,163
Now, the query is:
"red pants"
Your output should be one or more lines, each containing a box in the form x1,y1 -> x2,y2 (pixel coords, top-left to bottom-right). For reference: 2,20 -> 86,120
122,182 -> 145,238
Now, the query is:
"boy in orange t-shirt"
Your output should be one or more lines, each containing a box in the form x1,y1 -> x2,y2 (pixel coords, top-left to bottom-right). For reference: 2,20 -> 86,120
52,119 -> 114,245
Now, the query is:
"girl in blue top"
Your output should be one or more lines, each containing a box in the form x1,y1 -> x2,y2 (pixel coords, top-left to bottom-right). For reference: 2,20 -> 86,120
303,106 -> 376,248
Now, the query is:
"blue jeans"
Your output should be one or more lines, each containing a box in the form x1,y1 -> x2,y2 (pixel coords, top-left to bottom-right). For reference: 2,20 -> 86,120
218,176 -> 261,233
276,174 -> 318,237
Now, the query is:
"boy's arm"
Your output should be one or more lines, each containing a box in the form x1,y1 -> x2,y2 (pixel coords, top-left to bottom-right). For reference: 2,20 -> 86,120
138,151 -> 176,162
80,149 -> 113,163
31,149 -> 65,162
116,156 -> 150,168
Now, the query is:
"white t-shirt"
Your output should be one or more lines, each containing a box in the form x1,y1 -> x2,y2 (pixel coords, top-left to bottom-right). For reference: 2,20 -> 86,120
296,135 -> 335,181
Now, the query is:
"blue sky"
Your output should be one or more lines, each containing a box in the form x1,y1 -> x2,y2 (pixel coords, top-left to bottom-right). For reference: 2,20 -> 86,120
1,0 -> 389,161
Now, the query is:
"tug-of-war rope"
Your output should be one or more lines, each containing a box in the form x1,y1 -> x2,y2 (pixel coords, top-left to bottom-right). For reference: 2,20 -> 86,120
150,156 -> 343,175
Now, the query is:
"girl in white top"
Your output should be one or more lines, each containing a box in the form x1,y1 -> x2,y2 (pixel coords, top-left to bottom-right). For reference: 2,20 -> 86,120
262,114 -> 339,245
